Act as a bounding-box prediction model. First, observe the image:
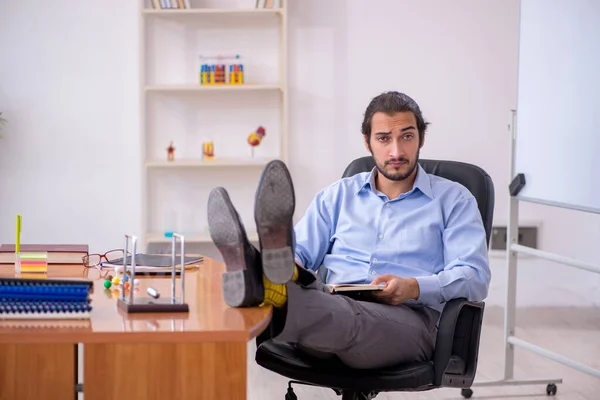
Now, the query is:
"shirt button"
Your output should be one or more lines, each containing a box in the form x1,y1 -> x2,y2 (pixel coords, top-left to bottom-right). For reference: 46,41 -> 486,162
372,258 -> 377,263
371,271 -> 376,275
386,203 -> 390,207
378,234 -> 384,239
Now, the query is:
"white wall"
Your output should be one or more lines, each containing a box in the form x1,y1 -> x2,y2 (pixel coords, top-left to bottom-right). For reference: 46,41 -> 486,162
0,0 -> 598,307
0,0 -> 141,252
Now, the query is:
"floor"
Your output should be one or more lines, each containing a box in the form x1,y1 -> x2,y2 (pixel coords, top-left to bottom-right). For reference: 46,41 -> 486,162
247,306 -> 600,400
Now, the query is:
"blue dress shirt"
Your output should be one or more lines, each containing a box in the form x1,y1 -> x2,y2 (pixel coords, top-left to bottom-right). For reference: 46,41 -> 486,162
294,164 -> 491,313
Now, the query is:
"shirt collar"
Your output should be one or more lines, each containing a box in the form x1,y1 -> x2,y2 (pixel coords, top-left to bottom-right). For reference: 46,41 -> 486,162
356,163 -> 433,199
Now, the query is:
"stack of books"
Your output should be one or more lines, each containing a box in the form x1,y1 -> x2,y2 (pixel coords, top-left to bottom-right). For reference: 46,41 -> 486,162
0,277 -> 93,320
0,244 -> 89,265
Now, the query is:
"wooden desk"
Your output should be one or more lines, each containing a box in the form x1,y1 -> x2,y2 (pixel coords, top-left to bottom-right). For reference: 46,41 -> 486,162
0,258 -> 272,400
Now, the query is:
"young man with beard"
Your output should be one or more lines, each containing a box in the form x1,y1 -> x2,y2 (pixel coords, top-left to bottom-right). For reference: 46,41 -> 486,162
207,91 -> 491,369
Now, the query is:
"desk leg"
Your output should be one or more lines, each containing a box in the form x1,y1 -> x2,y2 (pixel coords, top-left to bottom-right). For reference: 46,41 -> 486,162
0,344 -> 76,400
84,342 -> 247,400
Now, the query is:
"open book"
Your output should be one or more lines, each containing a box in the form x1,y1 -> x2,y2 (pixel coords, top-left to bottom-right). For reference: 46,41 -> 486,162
326,283 -> 384,295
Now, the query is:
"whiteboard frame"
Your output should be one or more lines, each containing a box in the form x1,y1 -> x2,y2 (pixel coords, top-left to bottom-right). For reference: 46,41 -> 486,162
513,195 -> 600,215
471,110 -> 600,393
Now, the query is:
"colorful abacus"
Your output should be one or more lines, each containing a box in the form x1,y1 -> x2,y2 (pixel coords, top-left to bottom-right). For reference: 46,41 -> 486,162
199,54 -> 244,85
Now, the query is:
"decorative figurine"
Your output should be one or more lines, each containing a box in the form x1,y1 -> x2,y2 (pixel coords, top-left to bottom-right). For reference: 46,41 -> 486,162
167,141 -> 176,161
202,140 -> 215,160
247,126 -> 266,157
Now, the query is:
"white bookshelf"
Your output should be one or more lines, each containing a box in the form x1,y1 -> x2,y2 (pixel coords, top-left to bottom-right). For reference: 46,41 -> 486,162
142,8 -> 283,15
145,231 -> 259,244
144,83 -> 282,92
139,0 -> 288,251
145,157 -> 278,168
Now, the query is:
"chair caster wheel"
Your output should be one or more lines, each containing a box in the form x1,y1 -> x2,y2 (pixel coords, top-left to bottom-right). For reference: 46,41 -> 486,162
461,388 -> 473,398
546,383 -> 557,396
285,387 -> 298,400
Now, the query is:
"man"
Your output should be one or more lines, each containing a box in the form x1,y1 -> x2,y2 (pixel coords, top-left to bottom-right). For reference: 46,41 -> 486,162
207,91 -> 491,370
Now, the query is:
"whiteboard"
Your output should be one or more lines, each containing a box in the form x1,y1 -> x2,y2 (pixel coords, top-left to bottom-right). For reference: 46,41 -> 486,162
514,0 -> 600,213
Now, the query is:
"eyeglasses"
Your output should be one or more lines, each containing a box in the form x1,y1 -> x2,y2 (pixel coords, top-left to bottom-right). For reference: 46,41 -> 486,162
82,249 -> 131,269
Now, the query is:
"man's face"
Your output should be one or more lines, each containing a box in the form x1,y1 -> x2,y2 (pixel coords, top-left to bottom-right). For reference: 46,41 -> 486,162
365,111 -> 422,182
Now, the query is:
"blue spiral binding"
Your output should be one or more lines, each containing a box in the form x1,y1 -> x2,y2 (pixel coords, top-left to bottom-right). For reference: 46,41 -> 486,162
0,278 -> 93,316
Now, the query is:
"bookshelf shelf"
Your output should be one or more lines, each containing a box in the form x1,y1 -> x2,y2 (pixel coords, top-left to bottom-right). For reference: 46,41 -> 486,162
145,157 -> 278,168
142,8 -> 282,16
146,232 -> 259,244
144,84 -> 282,93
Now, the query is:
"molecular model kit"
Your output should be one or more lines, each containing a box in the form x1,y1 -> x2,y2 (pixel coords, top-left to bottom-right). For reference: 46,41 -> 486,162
199,54 -> 244,85
103,265 -> 140,291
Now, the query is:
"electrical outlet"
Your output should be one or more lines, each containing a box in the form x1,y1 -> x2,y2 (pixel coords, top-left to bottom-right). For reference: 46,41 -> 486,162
490,226 -> 538,250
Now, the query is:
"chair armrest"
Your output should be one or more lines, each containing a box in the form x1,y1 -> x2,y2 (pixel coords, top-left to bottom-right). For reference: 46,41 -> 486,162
432,298 -> 485,388
256,323 -> 272,348
316,265 -> 328,283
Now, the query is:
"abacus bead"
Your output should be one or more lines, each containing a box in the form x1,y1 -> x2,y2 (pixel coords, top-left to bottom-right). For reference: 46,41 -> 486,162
103,280 -> 111,289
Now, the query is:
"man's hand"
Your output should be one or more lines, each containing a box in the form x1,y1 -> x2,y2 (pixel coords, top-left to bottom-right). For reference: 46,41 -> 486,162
369,274 -> 420,306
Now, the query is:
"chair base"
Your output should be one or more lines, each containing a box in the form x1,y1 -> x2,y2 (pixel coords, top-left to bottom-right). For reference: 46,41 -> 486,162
286,380 -> 379,400
337,390 -> 378,400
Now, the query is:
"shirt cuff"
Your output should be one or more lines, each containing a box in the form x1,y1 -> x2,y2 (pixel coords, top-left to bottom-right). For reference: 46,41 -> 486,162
415,275 -> 443,306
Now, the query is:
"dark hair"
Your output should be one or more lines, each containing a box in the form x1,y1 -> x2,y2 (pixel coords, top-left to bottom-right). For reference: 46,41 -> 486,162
361,91 -> 429,144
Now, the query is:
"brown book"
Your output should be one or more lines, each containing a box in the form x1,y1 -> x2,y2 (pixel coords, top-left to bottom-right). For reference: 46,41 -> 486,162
0,244 -> 89,265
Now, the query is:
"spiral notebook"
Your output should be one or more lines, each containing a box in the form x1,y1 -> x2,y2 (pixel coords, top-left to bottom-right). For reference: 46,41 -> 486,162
0,277 -> 93,320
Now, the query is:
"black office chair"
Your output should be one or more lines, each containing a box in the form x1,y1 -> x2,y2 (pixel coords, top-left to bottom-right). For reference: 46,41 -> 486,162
255,156 -> 495,400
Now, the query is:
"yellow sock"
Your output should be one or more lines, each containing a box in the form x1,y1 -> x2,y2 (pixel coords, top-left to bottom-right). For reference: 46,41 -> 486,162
262,266 -> 299,308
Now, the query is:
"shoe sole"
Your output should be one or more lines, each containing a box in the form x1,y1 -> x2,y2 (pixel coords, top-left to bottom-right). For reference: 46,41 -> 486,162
207,187 -> 263,307
254,160 -> 296,284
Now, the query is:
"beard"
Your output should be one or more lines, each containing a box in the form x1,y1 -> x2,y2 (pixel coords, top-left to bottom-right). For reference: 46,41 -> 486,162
375,150 -> 419,182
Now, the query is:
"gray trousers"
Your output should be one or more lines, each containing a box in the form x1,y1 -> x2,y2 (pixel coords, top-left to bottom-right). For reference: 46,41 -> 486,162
274,275 -> 440,369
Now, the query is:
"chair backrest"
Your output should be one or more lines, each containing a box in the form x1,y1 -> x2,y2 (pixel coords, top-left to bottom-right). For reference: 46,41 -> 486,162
342,156 -> 495,246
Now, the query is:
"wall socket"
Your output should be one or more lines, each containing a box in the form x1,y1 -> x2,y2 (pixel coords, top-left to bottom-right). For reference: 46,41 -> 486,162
490,226 -> 538,250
